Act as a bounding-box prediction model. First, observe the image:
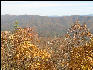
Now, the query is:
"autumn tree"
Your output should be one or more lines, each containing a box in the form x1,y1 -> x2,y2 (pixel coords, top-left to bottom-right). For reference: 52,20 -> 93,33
64,19 -> 93,70
61,19 -> 93,70
1,26 -> 55,70
69,37 -> 93,70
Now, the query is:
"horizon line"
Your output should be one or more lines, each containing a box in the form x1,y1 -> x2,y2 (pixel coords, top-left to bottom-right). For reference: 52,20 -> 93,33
1,14 -> 93,17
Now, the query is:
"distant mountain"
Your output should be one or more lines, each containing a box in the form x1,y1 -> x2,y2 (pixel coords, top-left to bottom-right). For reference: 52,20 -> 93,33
1,15 -> 93,37
88,14 -> 93,16
79,14 -> 93,16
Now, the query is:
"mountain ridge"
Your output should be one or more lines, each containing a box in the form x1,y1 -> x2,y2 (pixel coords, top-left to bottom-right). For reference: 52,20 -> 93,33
1,15 -> 93,37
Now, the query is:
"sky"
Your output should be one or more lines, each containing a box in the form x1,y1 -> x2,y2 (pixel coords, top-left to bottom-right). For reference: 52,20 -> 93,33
1,1 -> 93,16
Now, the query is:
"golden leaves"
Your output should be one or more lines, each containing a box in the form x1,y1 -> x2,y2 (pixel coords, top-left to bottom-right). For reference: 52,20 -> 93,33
1,21 -> 93,70
69,40 -> 93,70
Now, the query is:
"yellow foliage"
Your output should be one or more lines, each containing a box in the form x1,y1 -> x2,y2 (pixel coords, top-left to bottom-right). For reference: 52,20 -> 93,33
69,37 -> 93,70
1,25 -> 92,70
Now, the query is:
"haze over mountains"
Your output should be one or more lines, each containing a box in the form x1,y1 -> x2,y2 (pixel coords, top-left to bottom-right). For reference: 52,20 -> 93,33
1,15 -> 93,37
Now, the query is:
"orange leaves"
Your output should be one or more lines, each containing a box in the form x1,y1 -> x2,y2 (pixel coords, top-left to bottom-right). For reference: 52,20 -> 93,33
9,34 -> 14,40
38,49 -> 51,59
69,40 -> 93,70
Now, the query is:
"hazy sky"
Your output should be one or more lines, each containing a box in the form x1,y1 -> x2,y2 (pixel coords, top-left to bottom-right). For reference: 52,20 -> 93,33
1,1 -> 93,16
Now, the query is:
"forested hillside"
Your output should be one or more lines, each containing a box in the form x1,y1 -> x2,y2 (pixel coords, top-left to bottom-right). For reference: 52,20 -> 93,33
1,15 -> 93,37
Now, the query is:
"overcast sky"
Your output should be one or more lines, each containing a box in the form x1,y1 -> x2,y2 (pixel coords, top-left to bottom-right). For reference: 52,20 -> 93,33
1,1 -> 93,16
